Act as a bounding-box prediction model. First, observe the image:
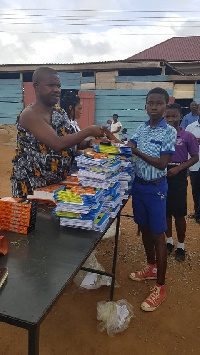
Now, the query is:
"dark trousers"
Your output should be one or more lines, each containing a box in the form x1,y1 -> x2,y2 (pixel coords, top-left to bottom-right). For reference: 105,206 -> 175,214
190,170 -> 200,218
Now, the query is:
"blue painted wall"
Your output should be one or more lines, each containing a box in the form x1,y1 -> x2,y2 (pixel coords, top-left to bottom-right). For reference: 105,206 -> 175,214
59,72 -> 81,90
94,89 -> 173,139
0,79 -> 23,124
194,83 -> 200,102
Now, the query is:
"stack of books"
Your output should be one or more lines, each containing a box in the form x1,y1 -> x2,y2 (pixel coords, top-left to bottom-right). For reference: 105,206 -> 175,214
54,144 -> 134,232
0,197 -> 37,234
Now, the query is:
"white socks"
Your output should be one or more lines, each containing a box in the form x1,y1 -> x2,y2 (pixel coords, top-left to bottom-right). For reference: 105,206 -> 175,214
167,238 -> 184,250
177,242 -> 185,250
167,237 -> 174,245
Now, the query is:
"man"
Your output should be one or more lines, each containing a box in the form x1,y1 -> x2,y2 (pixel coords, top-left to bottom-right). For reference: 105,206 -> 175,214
111,114 -> 122,139
180,101 -> 198,129
186,105 -> 200,222
128,87 -> 177,312
11,67 -> 111,197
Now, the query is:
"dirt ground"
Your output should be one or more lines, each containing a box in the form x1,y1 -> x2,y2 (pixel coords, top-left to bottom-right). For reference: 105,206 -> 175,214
0,124 -> 200,355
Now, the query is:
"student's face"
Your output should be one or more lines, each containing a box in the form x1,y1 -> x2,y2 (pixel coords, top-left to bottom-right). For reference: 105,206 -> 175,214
145,93 -> 167,121
190,102 -> 198,114
165,108 -> 181,128
35,73 -> 61,106
113,115 -> 118,122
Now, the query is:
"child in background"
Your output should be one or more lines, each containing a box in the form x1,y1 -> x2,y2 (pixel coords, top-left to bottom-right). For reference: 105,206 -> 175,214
106,120 -> 112,130
121,128 -> 128,142
165,103 -> 199,261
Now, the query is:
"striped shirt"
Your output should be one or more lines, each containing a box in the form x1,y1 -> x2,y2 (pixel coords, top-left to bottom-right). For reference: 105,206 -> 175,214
130,118 -> 177,181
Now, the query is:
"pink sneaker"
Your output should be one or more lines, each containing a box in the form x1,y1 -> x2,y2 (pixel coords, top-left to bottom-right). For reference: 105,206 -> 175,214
129,264 -> 157,281
141,285 -> 166,312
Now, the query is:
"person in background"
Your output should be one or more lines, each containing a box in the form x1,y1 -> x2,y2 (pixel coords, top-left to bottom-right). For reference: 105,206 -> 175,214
106,120 -> 112,130
128,87 -> 177,312
180,101 -> 198,129
165,104 -> 199,261
10,67 -> 111,198
186,105 -> 200,223
121,128 -> 128,142
60,91 -> 82,133
111,114 -> 122,139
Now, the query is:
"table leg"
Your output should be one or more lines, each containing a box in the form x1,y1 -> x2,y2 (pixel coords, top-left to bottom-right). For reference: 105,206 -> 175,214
28,324 -> 40,355
110,211 -> 121,301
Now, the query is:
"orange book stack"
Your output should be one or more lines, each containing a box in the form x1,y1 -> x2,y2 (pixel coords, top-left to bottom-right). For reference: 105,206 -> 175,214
0,197 -> 37,234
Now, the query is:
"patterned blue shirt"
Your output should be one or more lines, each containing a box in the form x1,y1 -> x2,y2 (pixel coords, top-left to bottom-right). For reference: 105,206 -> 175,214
130,118 -> 177,181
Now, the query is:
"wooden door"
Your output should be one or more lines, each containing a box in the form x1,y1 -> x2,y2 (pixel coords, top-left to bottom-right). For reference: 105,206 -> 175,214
23,82 -> 36,107
78,91 -> 95,129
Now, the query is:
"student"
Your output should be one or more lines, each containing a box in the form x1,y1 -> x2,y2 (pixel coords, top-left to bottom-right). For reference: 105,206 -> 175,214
111,114 -> 122,138
128,87 -> 177,312
121,128 -> 128,142
186,105 -> 200,222
106,120 -> 112,131
165,104 -> 198,261
10,67 -> 112,198
180,101 -> 198,129
60,91 -> 82,133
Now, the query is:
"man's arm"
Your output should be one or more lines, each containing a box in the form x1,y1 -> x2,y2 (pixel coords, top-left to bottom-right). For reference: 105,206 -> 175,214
20,108 -> 107,152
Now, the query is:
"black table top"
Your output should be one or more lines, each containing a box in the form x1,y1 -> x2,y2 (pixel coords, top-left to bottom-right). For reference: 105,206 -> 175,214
0,206 -> 103,327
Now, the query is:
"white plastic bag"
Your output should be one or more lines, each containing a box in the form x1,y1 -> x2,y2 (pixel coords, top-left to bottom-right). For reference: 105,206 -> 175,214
73,252 -> 111,289
102,220 -> 121,240
97,299 -> 134,336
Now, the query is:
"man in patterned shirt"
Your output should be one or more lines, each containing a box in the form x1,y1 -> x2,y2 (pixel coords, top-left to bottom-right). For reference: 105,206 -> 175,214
11,67 -> 116,197
128,87 -> 177,312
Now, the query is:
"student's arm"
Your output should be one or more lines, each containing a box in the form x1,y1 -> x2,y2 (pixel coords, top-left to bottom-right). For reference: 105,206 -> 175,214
20,108 -> 107,152
168,133 -> 199,176
127,142 -> 171,170
167,155 -> 199,177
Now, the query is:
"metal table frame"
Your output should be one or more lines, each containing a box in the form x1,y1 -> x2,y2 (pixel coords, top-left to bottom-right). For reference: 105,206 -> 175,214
0,202 -> 131,355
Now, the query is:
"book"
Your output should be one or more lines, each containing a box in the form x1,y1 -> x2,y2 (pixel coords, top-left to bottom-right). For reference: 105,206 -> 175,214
0,267 -> 8,289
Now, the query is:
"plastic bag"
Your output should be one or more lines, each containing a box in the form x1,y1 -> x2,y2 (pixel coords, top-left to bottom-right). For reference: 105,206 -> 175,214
73,252 -> 111,289
102,220 -> 121,240
97,299 -> 134,336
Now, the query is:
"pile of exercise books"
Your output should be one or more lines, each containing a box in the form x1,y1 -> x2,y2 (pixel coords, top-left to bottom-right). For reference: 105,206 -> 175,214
54,143 -> 134,232
0,197 -> 37,234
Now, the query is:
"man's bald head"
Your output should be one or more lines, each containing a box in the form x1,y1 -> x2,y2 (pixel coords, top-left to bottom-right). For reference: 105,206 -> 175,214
32,67 -> 58,84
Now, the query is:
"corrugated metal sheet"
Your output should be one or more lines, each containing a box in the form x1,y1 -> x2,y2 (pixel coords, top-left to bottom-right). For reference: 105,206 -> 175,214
0,79 -> 23,124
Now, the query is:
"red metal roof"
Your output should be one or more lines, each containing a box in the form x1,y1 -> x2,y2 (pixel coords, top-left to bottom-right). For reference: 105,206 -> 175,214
126,36 -> 200,62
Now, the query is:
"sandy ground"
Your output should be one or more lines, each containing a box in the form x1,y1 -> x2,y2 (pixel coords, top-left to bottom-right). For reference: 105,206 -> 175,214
0,125 -> 200,355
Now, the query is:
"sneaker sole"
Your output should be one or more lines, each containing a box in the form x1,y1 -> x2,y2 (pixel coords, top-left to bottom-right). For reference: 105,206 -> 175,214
141,295 -> 166,312
129,274 -> 157,281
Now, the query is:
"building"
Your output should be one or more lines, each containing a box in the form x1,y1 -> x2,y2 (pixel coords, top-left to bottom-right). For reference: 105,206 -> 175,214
1,36 -> 200,138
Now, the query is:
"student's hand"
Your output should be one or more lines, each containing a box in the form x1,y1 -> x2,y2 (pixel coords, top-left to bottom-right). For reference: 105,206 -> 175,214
125,141 -> 136,153
167,166 -> 181,177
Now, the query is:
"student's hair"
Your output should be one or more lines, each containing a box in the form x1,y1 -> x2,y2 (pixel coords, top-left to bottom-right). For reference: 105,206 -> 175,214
146,87 -> 169,104
122,128 -> 127,133
32,67 -> 58,84
60,91 -> 81,119
166,103 -> 182,114
113,114 -> 118,118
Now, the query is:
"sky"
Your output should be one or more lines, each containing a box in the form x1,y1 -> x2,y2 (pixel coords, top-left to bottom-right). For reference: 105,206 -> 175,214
1,0 -> 200,64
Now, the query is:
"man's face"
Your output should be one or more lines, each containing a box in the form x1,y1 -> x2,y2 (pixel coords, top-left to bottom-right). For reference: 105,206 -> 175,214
165,108 -> 181,128
145,93 -> 167,121
113,115 -> 118,122
35,73 -> 61,106
190,102 -> 198,115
